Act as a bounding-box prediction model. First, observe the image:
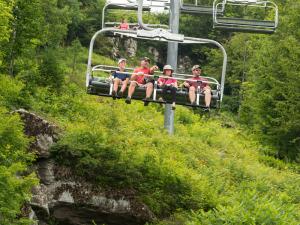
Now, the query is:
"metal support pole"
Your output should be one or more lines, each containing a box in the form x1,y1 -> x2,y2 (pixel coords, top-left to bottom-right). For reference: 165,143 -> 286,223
164,0 -> 180,134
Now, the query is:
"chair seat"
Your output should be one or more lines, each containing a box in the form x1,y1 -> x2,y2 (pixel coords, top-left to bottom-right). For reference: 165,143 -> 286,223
88,79 -> 220,108
216,17 -> 276,27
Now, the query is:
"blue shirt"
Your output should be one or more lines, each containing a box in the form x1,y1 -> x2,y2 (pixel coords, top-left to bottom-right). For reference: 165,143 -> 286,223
113,71 -> 129,81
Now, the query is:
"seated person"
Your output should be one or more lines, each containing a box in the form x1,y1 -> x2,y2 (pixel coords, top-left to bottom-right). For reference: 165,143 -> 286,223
157,65 -> 177,110
111,58 -> 129,99
117,18 -> 129,30
125,57 -> 158,106
183,65 -> 211,109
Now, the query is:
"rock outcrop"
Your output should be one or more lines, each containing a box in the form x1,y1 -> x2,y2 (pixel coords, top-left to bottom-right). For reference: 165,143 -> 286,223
16,109 -> 155,225
177,56 -> 193,73
111,37 -> 138,58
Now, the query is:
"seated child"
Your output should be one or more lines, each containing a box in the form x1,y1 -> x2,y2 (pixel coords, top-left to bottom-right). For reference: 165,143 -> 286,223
111,58 -> 129,99
157,65 -> 178,110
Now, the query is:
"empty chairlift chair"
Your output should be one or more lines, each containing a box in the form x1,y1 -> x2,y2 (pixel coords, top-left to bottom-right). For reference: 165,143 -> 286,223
213,0 -> 278,34
177,0 -> 225,15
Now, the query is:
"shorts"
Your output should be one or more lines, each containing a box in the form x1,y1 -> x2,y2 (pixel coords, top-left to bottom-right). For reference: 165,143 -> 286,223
113,79 -> 128,85
113,75 -> 128,81
185,85 -> 211,93
131,81 -> 152,88
144,77 -> 154,84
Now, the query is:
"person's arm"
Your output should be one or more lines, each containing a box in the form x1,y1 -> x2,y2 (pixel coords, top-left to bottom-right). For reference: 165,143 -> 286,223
108,71 -> 115,81
173,80 -> 178,88
201,77 -> 209,88
132,68 -> 139,76
183,80 -> 190,87
157,78 -> 164,87
149,65 -> 158,74
125,73 -> 130,81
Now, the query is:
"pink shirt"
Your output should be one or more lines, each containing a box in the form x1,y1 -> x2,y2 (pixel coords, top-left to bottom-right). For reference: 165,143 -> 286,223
158,77 -> 177,86
187,76 -> 208,89
133,67 -> 152,84
119,23 -> 129,30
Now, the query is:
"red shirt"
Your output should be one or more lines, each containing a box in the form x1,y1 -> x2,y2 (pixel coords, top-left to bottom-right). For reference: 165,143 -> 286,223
158,77 -> 177,86
119,23 -> 129,30
187,76 -> 208,89
133,67 -> 152,84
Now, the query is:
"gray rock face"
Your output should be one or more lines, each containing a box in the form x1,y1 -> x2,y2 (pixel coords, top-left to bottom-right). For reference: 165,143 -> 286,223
111,37 -> 137,58
178,56 -> 193,73
15,109 -> 59,158
30,178 -> 154,225
16,109 -> 155,225
148,47 -> 160,63
124,38 -> 138,57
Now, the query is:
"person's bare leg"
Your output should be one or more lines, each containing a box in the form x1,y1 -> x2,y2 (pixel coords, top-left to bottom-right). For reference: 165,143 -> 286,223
120,80 -> 128,92
127,82 -> 136,98
113,78 -> 120,92
146,82 -> 153,98
189,86 -> 196,103
204,86 -> 211,107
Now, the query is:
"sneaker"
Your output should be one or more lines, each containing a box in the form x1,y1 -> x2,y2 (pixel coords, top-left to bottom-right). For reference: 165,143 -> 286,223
143,97 -> 151,106
171,102 -> 176,110
158,97 -> 165,102
118,91 -> 123,98
125,97 -> 131,104
158,97 -> 165,106
191,102 -> 196,107
203,107 -> 210,112
112,90 -> 117,100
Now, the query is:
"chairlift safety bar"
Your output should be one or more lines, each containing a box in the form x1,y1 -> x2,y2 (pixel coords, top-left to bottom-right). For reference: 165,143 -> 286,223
91,68 -> 220,86
92,65 -> 220,84
105,22 -> 169,29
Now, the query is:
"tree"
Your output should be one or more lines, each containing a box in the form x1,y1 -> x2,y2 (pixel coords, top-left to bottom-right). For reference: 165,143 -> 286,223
238,0 -> 300,161
0,0 -> 14,66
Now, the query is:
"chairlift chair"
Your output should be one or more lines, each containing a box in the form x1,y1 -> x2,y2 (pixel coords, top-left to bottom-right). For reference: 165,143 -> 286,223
213,0 -> 278,33
178,0 -> 225,15
104,22 -> 169,29
102,1 -> 151,29
86,28 -> 227,109
102,0 -> 169,29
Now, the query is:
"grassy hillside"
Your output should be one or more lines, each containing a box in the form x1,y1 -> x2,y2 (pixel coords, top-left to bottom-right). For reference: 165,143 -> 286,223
37,91 -> 300,224
1,48 -> 299,224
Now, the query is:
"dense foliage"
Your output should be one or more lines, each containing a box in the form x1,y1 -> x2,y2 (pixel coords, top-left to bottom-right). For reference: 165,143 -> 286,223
41,89 -> 300,223
221,1 -> 300,161
0,0 -> 299,224
0,103 -> 37,224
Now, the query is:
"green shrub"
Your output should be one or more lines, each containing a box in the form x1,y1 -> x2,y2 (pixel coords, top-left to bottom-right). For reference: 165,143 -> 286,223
0,74 -> 30,109
38,48 -> 65,91
0,107 -> 38,224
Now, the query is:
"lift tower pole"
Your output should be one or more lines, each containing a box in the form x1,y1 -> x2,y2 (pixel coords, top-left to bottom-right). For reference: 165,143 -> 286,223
164,0 -> 180,134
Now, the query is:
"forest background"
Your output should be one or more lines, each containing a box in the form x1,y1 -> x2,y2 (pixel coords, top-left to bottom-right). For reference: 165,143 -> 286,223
0,0 -> 299,224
